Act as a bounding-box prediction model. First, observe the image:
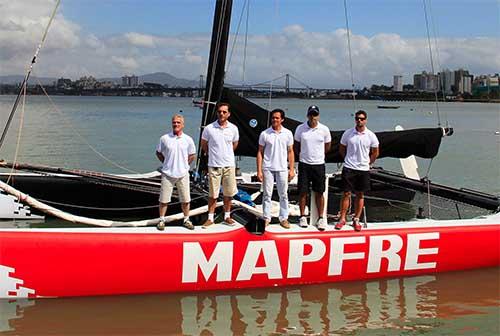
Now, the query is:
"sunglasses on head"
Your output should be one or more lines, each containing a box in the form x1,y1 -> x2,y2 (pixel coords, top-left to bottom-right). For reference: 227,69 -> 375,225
355,117 -> 366,121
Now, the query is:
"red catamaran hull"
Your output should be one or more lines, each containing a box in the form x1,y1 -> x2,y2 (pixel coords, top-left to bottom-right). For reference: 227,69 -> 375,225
0,217 -> 499,298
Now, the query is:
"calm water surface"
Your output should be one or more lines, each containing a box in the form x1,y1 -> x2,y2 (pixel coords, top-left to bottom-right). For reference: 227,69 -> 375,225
0,269 -> 498,335
0,96 -> 499,335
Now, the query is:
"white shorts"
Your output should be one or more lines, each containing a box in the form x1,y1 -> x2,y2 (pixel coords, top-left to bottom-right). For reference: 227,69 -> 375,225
159,174 -> 191,204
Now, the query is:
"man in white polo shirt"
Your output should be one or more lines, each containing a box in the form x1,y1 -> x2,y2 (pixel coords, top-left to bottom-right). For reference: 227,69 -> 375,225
201,102 -> 239,228
335,110 -> 379,231
257,108 -> 295,229
294,105 -> 331,230
156,114 -> 196,230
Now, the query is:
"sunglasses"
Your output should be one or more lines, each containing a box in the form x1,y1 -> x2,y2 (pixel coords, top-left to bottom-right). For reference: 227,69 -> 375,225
355,117 -> 366,121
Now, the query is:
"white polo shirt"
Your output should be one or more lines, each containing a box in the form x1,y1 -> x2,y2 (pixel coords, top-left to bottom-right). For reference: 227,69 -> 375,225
340,127 -> 379,171
258,126 -> 294,171
294,122 -> 332,164
201,120 -> 239,167
157,132 -> 196,178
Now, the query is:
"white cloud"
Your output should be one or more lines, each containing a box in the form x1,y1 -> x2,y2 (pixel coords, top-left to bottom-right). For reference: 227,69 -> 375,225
111,56 -> 139,72
124,32 -> 156,48
0,3 -> 498,88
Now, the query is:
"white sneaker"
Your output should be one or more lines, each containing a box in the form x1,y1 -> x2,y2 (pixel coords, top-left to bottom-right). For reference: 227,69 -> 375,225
299,216 -> 308,228
316,217 -> 327,231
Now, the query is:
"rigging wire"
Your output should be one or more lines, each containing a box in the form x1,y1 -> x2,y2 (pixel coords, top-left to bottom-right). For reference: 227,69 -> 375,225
242,0 -> 250,90
342,0 -> 357,112
226,0 -> 248,72
427,0 -> 449,127
196,0 -> 228,174
422,0 -> 442,126
6,82 -> 28,184
34,78 -> 139,173
0,0 -> 61,151
267,0 -> 280,126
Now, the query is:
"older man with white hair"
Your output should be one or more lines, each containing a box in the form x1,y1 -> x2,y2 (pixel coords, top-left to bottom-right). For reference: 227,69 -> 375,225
156,114 -> 196,230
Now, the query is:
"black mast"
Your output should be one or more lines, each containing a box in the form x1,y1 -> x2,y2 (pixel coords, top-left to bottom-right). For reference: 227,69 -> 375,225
195,0 -> 233,176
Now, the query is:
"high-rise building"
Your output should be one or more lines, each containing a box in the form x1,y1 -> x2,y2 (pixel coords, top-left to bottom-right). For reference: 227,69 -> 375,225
438,69 -> 455,94
121,75 -> 139,88
393,75 -> 403,92
454,69 -> 472,94
413,71 -> 438,92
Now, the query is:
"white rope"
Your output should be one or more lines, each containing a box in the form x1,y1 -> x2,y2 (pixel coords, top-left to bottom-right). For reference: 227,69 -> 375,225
0,178 -> 224,227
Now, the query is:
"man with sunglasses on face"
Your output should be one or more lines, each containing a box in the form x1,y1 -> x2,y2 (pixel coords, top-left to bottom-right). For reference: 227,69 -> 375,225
294,105 -> 331,231
200,102 -> 239,228
336,110 -> 379,231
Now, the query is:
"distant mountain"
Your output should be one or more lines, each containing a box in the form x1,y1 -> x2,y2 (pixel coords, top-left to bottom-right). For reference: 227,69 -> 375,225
141,72 -> 198,87
0,75 -> 57,85
0,72 -> 199,88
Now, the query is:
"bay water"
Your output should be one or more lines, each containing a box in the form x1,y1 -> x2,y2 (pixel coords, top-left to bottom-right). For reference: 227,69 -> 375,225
0,95 -> 498,335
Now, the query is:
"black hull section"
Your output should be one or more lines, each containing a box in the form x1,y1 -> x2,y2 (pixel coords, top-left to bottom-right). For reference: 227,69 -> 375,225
1,175 -> 169,219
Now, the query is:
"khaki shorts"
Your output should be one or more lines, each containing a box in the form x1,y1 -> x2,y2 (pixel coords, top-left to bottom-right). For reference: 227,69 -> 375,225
208,166 -> 237,198
159,174 -> 191,204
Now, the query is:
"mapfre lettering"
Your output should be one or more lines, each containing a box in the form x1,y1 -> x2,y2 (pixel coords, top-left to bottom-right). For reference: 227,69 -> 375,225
182,233 -> 440,283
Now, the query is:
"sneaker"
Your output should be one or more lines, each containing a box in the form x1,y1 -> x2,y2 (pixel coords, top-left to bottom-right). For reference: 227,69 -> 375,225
316,217 -> 327,231
202,219 -> 214,229
264,219 -> 270,227
224,217 -> 236,226
183,219 -> 194,230
157,220 -> 165,231
334,219 -> 346,230
280,219 -> 290,229
353,218 -> 362,232
299,216 -> 308,228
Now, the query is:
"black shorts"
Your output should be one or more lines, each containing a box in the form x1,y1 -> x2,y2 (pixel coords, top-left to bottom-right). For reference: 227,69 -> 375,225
297,162 -> 326,193
341,167 -> 371,192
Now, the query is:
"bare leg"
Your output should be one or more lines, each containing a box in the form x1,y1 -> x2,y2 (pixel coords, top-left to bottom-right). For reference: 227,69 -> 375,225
223,196 -> 232,214
339,191 -> 351,221
159,202 -> 168,217
354,192 -> 364,219
315,193 -> 325,217
181,202 -> 190,217
299,192 -> 308,216
208,197 -> 217,214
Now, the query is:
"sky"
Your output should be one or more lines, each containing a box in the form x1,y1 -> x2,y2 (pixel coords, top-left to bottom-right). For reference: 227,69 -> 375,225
0,0 -> 499,88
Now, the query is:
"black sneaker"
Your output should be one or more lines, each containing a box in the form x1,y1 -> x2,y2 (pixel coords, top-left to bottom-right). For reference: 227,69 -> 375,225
157,220 -> 165,231
183,219 -> 194,230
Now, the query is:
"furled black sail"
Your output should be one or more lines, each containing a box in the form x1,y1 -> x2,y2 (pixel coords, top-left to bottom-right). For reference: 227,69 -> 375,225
222,87 -> 447,162
196,0 -> 233,175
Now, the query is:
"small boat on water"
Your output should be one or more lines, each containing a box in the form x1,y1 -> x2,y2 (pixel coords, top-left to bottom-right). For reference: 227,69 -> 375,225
0,0 -> 498,298
377,105 -> 401,109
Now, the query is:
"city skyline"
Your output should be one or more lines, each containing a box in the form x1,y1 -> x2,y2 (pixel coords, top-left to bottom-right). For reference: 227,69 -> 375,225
1,0 -> 499,88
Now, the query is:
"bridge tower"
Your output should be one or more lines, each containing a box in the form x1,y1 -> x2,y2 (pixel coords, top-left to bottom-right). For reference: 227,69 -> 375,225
198,75 -> 204,97
285,74 -> 290,94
